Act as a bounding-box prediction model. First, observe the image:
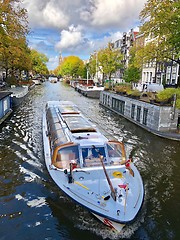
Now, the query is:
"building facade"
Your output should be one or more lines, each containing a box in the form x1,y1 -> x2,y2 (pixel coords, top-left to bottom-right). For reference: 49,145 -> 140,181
112,30 -> 179,89
112,29 -> 139,82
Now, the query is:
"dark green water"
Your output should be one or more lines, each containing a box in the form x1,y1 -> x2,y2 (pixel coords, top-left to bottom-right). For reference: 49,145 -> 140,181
0,81 -> 179,240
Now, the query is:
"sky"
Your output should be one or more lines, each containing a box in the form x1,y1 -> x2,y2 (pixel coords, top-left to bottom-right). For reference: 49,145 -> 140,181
22,0 -> 147,70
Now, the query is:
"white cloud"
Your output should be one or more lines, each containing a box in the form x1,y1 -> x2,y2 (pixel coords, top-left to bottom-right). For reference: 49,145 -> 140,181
22,0 -> 147,69
42,2 -> 69,29
23,0 -> 69,29
80,0 -> 146,29
48,56 -> 59,70
55,25 -> 83,50
24,0 -> 146,31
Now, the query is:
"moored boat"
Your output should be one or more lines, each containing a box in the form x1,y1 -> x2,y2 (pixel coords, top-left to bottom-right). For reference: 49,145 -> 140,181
9,86 -> 29,108
72,79 -> 104,99
43,101 -> 144,232
77,85 -> 104,98
49,76 -> 58,83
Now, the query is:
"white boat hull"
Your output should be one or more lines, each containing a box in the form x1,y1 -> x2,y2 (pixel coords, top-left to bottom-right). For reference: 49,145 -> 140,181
43,101 -> 144,232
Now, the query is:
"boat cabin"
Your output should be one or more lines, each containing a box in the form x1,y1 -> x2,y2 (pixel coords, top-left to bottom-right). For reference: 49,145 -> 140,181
46,102 -> 127,170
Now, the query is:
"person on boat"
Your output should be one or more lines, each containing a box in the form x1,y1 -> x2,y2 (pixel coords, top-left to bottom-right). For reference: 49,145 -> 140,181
82,146 -> 106,167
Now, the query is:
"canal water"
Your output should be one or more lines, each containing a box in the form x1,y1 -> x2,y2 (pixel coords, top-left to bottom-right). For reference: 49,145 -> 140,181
0,81 -> 179,240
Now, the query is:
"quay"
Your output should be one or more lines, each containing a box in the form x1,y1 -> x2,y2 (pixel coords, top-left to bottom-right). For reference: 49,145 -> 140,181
100,91 -> 180,141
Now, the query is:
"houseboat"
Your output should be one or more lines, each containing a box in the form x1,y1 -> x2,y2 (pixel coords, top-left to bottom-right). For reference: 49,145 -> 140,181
43,101 -> 144,232
100,91 -> 180,141
0,92 -> 13,125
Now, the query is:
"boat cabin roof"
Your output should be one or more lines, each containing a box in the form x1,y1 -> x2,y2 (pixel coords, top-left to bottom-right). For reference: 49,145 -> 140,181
46,101 -> 104,148
59,104 -> 80,115
63,115 -> 96,133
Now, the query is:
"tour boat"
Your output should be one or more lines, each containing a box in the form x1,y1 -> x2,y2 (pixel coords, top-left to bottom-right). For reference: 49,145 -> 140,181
43,101 -> 144,232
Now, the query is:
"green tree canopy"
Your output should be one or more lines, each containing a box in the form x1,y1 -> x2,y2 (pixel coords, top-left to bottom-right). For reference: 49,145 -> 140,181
0,0 -> 29,78
89,43 -> 123,82
139,0 -> 180,64
87,54 -> 96,79
30,49 -> 49,75
123,67 -> 141,83
124,46 -> 141,83
98,43 -> 123,80
59,56 -> 86,78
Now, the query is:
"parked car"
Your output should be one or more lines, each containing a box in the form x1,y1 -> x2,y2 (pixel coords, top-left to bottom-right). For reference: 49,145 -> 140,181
146,84 -> 164,92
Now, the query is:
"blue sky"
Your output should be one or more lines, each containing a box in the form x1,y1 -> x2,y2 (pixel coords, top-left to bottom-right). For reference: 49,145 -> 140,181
23,0 -> 147,70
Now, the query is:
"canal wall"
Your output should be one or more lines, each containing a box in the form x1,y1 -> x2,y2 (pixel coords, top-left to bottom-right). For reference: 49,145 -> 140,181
100,91 -> 179,133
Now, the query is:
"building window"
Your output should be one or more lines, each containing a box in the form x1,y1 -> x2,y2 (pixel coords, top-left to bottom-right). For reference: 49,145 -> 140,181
112,98 -> 115,109
3,99 -> 8,112
119,101 -> 125,114
103,94 -> 106,104
143,108 -> 148,125
112,98 -> 125,115
131,104 -> 135,119
107,96 -> 110,106
150,72 -> 152,82
137,106 -> 141,122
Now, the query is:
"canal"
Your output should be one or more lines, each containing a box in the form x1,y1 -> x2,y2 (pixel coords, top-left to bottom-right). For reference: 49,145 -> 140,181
0,81 -> 179,240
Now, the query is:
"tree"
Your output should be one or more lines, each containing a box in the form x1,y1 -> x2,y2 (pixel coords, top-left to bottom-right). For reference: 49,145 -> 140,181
87,54 -> 96,79
54,65 -> 61,76
123,67 -> 141,83
0,0 -> 28,37
124,46 -> 141,83
98,43 -> 123,81
0,0 -> 29,80
59,56 -> 86,78
15,39 -> 32,73
30,49 -> 49,75
88,43 -> 123,85
139,0 -> 180,64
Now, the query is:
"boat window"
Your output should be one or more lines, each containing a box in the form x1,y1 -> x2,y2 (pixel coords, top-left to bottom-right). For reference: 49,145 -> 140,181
55,145 -> 79,169
82,146 -> 106,167
107,142 -> 122,164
